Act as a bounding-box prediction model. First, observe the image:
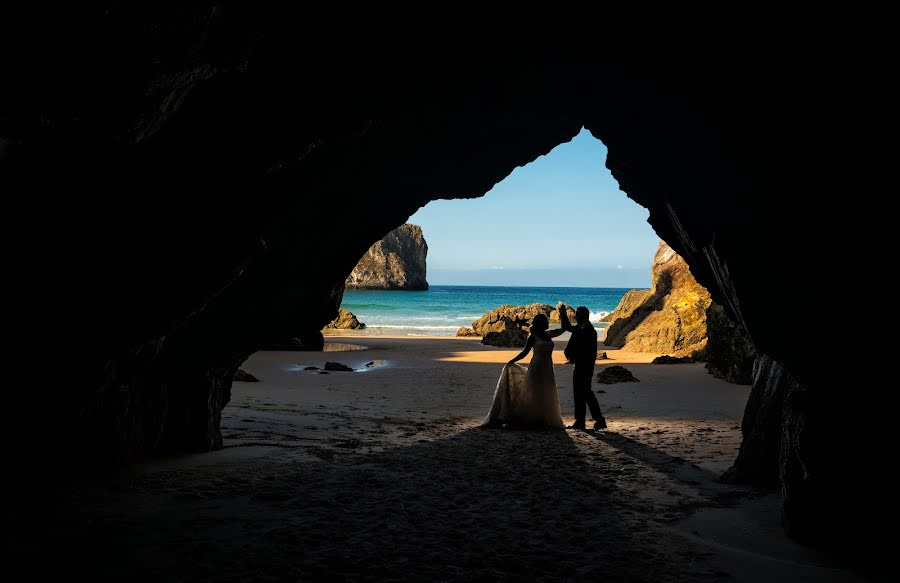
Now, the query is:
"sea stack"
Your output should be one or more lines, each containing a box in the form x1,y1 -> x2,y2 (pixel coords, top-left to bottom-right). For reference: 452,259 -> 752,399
345,224 -> 429,290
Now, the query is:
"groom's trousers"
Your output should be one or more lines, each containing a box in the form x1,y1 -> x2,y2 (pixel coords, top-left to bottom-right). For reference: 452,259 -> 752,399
573,363 -> 603,423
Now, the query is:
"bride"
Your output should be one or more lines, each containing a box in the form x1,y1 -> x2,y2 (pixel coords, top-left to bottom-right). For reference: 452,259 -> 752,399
481,313 -> 565,429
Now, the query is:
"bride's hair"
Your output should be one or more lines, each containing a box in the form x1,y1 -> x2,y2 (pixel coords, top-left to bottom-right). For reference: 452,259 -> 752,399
530,313 -> 549,332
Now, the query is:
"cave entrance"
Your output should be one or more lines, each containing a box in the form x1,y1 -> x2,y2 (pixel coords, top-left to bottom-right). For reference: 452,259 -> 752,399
229,128 -> 752,479
342,126 -> 659,337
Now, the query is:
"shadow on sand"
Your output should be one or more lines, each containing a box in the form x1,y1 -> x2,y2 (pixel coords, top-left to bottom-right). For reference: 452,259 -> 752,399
8,426 -> 731,582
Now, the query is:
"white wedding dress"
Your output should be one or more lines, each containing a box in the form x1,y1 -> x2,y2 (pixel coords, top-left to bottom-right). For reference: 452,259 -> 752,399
481,336 -> 565,429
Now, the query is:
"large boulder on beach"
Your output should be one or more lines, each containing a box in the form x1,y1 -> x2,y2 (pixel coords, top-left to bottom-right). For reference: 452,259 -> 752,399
469,303 -> 552,337
603,241 -> 712,358
324,309 -> 366,330
345,223 -> 428,290
603,241 -> 756,381
475,303 -> 552,335
596,365 -> 639,384
652,355 -> 692,364
601,289 -> 651,323
482,328 -> 529,347
463,302 -> 578,342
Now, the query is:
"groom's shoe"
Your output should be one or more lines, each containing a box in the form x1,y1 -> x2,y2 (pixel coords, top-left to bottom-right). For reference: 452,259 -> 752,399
592,417 -> 608,430
567,421 -> 586,430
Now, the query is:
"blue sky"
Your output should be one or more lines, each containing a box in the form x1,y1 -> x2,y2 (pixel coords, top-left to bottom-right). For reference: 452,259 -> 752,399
406,128 -> 660,288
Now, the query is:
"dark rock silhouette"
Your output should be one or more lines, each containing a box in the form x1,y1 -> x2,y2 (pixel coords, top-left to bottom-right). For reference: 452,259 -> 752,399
652,355 -> 692,364
233,369 -> 259,382
705,304 -> 756,384
725,356 -> 789,486
596,365 -> 640,384
324,362 -> 353,372
481,329 -> 529,348
345,224 -> 428,290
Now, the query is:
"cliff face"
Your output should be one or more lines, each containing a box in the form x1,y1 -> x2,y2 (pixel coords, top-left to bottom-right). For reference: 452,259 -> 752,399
6,5 -> 889,555
345,224 -> 428,290
604,242 -> 712,357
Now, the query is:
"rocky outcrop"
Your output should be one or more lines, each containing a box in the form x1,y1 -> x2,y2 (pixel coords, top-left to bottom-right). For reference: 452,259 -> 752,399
324,309 -> 366,330
345,224 -> 428,290
601,289 -> 652,325
469,304 -> 575,334
603,242 -> 712,357
482,329 -> 529,347
603,243 -> 756,384
458,303 -> 576,341
470,303 -> 553,337
550,305 -> 577,323
464,303 -> 578,345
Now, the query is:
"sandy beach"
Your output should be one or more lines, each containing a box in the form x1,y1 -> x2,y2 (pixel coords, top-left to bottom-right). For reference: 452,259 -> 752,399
7,335 -> 873,582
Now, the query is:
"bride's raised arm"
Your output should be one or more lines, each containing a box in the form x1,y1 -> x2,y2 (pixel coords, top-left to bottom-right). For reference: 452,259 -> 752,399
507,335 -> 535,365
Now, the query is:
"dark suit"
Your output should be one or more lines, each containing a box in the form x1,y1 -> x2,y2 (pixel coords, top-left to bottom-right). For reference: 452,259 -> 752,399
564,321 -> 604,424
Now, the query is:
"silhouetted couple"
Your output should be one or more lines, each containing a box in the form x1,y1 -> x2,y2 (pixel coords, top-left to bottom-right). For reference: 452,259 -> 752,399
481,304 -> 607,430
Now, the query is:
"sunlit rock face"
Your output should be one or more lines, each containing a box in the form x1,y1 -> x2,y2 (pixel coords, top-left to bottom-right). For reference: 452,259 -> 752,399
5,5 -> 889,555
345,224 -> 428,290
603,241 -> 712,358
324,309 -> 365,330
602,241 -> 756,381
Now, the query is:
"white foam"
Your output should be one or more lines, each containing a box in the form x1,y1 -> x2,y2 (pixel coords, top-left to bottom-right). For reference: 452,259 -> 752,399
590,310 -> 610,322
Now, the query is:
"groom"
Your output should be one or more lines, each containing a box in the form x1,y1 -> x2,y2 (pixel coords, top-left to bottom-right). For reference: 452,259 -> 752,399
559,304 -> 607,430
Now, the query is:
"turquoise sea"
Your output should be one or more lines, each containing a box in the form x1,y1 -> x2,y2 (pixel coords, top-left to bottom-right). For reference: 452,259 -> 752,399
338,285 -> 637,336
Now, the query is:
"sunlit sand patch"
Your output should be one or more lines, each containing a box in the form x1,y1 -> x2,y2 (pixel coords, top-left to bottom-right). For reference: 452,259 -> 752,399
322,342 -> 367,351
435,347 -> 659,364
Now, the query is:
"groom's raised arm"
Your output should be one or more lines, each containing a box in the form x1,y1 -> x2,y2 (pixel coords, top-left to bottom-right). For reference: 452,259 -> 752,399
558,303 -> 574,332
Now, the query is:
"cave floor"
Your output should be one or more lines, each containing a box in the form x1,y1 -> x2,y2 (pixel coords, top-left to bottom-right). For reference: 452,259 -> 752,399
4,337 -> 877,582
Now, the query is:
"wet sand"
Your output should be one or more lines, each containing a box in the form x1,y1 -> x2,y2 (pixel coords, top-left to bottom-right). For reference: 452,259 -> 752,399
5,336 -> 875,581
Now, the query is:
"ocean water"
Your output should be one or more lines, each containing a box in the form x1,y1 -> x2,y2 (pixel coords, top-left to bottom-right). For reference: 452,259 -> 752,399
338,285 -> 637,336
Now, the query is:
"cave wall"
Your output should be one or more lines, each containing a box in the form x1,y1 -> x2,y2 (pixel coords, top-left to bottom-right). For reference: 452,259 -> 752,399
4,5 -> 891,555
